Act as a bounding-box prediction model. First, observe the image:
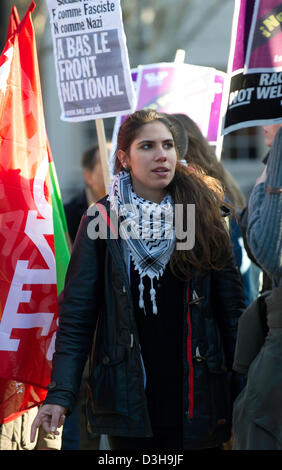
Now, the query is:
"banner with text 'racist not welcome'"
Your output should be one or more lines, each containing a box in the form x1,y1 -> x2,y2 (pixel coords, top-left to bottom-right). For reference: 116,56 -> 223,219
46,0 -> 136,122
222,0 -> 282,134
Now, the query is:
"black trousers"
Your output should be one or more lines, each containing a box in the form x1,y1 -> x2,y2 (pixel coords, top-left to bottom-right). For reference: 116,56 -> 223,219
108,433 -> 182,450
108,434 -> 223,451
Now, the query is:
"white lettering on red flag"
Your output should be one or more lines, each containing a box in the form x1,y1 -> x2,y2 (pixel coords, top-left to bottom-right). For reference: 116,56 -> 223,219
0,155 -> 56,352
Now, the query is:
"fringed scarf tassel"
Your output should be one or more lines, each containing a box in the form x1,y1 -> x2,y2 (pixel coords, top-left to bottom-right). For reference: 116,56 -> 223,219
138,276 -> 158,315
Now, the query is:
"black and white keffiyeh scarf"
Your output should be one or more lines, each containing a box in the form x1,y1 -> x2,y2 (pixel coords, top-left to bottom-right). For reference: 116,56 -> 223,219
108,171 -> 176,314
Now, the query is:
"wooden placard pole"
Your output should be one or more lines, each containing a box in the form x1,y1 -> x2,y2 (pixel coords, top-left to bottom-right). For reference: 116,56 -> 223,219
215,134 -> 224,161
174,49 -> 186,64
215,74 -> 230,161
95,118 -> 111,194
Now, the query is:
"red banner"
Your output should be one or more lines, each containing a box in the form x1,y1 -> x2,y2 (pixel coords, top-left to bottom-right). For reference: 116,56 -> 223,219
6,6 -> 20,41
0,2 -> 58,423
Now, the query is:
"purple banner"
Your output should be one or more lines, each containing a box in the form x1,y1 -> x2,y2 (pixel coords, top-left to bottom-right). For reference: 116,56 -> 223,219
246,0 -> 282,70
231,0 -> 255,72
135,63 -> 214,138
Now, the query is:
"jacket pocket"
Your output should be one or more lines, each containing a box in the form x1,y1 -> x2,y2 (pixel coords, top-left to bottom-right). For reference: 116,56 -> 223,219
88,349 -> 129,417
207,364 -> 231,435
204,352 -> 230,423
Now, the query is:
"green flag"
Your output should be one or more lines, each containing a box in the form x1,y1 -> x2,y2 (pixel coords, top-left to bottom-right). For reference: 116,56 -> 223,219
48,143 -> 71,295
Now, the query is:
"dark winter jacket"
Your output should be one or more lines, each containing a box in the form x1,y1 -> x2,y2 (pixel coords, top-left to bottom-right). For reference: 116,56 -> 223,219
45,197 -> 246,450
64,189 -> 88,244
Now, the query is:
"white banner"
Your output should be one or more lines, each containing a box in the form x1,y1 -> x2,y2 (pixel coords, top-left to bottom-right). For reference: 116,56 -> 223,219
46,0 -> 136,122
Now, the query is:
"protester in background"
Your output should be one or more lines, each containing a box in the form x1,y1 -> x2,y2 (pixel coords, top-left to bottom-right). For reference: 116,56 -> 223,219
173,113 -> 252,306
239,124 -> 282,295
247,123 -> 282,286
232,125 -> 282,450
64,143 -> 106,244
262,123 -> 282,149
31,109 -> 245,450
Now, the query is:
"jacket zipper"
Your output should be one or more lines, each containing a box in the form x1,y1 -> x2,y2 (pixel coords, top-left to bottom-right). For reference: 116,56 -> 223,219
186,286 -> 194,419
96,202 -> 118,238
93,201 -> 153,435
99,202 -> 195,418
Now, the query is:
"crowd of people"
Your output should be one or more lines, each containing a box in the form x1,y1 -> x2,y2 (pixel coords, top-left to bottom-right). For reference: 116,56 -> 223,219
1,109 -> 281,451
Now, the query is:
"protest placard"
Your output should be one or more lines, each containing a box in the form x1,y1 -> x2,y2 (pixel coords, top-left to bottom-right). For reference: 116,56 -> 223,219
134,63 -> 215,138
109,62 -> 225,172
222,0 -> 282,134
46,0 -> 136,122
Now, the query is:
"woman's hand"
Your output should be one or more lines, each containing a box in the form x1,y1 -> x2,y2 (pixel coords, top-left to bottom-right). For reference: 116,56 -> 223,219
30,404 -> 66,443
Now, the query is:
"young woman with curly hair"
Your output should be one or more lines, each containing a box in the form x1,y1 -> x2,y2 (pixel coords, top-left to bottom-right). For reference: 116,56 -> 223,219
31,109 -> 245,450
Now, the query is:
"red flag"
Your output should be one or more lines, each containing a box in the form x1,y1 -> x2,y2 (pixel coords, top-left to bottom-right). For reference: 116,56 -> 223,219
6,6 -> 20,40
0,2 -> 58,423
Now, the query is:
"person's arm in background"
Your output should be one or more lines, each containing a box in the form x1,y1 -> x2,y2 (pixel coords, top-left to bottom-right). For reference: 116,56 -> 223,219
247,127 -> 282,283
